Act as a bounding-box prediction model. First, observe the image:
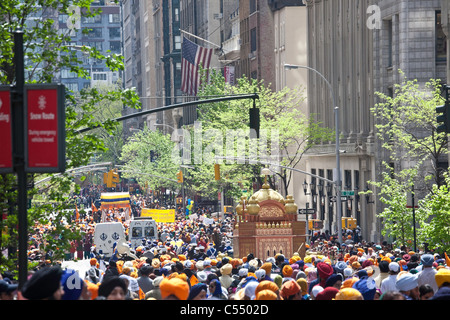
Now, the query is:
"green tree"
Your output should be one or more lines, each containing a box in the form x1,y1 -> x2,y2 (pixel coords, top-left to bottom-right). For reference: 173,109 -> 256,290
181,69 -> 333,201
0,0 -> 140,273
369,71 -> 448,247
417,173 -> 450,253
120,128 -> 178,193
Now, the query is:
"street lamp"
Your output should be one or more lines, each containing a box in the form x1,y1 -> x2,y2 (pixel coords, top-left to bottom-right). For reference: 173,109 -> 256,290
284,63 -> 343,245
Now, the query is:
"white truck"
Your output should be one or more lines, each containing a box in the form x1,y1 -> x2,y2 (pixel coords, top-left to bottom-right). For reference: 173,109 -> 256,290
93,222 -> 126,258
129,217 -> 158,248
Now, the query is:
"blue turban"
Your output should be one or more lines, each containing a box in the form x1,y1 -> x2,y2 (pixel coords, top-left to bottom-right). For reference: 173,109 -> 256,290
61,269 -> 84,300
353,276 -> 376,300
188,283 -> 207,300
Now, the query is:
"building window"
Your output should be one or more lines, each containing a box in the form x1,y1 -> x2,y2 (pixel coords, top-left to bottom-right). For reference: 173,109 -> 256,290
250,27 -> 257,52
109,13 -> 120,23
387,19 -> 393,68
174,35 -> 181,50
82,15 -> 102,24
250,0 -> 257,14
436,11 -> 447,62
109,41 -> 121,53
84,28 -> 102,38
109,27 -> 121,39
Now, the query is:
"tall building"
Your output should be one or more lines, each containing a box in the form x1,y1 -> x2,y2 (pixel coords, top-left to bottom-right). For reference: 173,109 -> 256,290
304,0 -> 447,242
58,1 -> 122,92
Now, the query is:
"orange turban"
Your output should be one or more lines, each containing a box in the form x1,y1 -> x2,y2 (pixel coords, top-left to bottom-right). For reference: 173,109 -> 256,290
160,278 -> 189,300
282,265 -> 293,278
255,289 -> 278,300
341,277 -> 359,289
260,262 -> 272,274
90,258 -> 97,266
84,280 -> 99,300
280,279 -> 301,299
255,280 -> 279,298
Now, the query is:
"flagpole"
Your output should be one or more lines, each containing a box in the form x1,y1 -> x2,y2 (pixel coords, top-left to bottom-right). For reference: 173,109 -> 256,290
180,29 -> 221,49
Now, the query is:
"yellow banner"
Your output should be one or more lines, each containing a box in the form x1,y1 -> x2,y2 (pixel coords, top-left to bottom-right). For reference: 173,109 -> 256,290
141,208 -> 175,223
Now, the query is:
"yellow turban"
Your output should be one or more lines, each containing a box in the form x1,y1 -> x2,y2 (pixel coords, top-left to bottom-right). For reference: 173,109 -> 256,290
296,278 -> 308,295
335,288 -> 364,300
435,268 -> 450,288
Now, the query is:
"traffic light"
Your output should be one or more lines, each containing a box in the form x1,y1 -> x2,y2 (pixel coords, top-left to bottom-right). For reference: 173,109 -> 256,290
111,169 -> 120,186
249,97 -> 260,138
104,169 -> 119,188
214,164 -> 220,181
177,170 -> 183,183
437,85 -> 450,133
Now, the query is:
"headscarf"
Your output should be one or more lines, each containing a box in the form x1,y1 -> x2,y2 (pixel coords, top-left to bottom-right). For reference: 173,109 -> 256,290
209,279 -> 223,298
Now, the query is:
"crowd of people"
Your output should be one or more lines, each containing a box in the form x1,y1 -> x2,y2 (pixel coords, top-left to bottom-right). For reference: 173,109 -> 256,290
2,188 -> 450,301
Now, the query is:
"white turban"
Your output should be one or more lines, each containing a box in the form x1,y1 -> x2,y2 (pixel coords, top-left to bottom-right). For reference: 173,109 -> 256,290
396,273 -> 418,291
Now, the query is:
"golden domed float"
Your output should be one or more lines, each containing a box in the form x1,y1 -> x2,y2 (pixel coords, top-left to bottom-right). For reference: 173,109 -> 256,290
232,167 -> 306,260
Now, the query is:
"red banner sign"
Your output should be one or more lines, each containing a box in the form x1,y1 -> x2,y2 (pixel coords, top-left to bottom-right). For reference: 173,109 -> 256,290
25,84 -> 65,173
0,88 -> 12,172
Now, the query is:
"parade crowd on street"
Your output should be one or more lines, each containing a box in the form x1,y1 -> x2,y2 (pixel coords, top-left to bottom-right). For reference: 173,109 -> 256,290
2,190 -> 450,301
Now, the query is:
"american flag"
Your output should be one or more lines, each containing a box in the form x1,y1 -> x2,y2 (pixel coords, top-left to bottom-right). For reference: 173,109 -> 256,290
181,36 -> 213,96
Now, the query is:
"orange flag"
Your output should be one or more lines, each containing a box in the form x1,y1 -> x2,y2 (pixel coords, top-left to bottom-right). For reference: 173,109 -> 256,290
92,203 -> 98,212
75,204 -> 79,221
445,252 -> 450,266
190,274 -> 199,287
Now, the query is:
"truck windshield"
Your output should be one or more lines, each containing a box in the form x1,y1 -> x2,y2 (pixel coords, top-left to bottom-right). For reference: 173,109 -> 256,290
144,226 -> 155,237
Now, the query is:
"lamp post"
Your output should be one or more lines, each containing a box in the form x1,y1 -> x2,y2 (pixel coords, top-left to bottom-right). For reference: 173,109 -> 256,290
284,63 -> 343,245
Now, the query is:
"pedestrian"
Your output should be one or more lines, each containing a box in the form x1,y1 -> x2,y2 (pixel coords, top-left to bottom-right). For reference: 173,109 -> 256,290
61,269 -> 91,300
419,284 -> 434,300
0,279 -> 18,300
417,253 -> 438,293
280,279 -> 302,300
380,261 -> 400,293
430,268 -> 450,300
395,272 -> 419,300
21,266 -> 65,300
137,265 -> 153,295
145,276 -> 163,300
103,261 -> 120,282
97,276 -> 127,300
374,260 -> 389,289
160,277 -> 189,300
